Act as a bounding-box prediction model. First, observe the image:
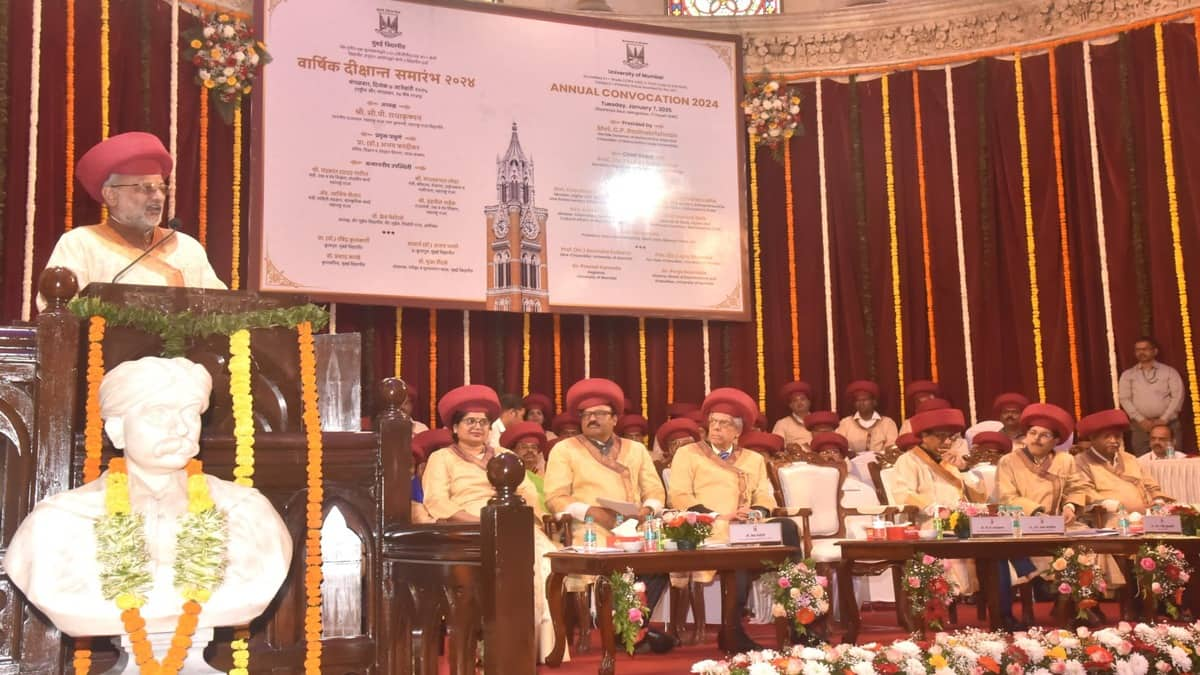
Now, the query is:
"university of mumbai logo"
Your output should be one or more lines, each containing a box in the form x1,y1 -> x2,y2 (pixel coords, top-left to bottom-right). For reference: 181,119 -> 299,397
376,10 -> 401,38
623,41 -> 647,70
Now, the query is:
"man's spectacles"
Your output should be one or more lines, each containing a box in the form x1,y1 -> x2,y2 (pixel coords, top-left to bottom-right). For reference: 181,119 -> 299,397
580,410 -> 613,420
458,417 -> 490,429
708,417 -> 737,429
109,182 -> 168,195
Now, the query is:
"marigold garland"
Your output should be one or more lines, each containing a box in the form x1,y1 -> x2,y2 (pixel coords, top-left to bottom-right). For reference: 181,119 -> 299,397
100,0 -> 110,141
1082,42 -> 1120,406
882,74 -> 906,419
1015,52 -> 1047,401
1047,48 -> 1084,418
815,79 -> 838,401
553,314 -> 563,410
167,0 -> 180,220
666,319 -> 676,404
1155,22 -> 1200,444
911,71 -> 938,382
64,0 -> 76,232
231,106 -> 243,289
198,95 -> 209,247
638,317 -> 648,416
522,311 -> 531,396
78,312 -> 105,673
229,329 -> 254,486
428,309 -> 438,428
297,321 -> 325,674
583,315 -> 591,379
945,65 -> 978,423
783,143 -> 800,381
748,135 -> 767,411
102,458 -> 226,674
701,319 -> 712,394
394,307 -> 403,378
462,310 -> 471,384
84,316 -> 106,483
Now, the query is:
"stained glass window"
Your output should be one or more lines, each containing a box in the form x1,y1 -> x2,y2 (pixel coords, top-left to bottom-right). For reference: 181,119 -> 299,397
668,0 -> 780,16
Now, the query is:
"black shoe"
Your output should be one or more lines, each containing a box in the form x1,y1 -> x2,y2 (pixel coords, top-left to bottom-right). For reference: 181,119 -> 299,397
633,629 -> 675,654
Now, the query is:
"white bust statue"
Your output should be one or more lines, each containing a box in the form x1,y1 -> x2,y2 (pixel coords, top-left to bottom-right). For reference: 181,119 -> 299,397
3,356 -> 293,640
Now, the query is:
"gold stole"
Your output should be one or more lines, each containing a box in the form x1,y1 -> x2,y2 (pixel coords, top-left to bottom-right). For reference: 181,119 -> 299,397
567,434 -> 636,503
92,221 -> 185,286
1081,452 -> 1151,505
449,443 -> 496,470
1015,448 -> 1064,513
911,446 -> 966,494
696,442 -> 749,509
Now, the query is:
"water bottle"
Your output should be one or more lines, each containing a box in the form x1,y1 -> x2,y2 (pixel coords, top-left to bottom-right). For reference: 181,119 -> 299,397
932,503 -> 944,540
643,521 -> 657,552
1167,445 -> 1176,459
1010,506 -> 1022,538
583,515 -> 597,551
1118,503 -> 1129,536
653,517 -> 665,551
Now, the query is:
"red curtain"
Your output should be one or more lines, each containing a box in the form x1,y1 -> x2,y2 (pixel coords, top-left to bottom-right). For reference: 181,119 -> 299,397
5,4 -> 1200,442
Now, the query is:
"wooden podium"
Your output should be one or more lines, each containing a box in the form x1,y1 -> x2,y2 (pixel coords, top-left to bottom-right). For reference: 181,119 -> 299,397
0,271 -> 534,674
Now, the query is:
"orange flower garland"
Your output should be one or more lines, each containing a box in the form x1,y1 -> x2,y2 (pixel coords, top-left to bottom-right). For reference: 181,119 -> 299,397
298,321 -> 325,674
84,315 -> 106,483
1015,52 -> 1047,400
428,309 -> 438,428
882,73 -> 907,419
230,106 -> 243,289
666,319 -> 675,404
64,0 -> 76,231
198,95 -> 209,247
553,314 -> 563,411
911,71 -> 939,381
1157,22 -> 1200,443
783,143 -> 800,380
107,458 -> 214,675
1048,47 -> 1084,418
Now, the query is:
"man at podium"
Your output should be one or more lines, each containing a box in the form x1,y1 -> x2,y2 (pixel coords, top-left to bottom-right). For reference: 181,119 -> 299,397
37,131 -> 225,310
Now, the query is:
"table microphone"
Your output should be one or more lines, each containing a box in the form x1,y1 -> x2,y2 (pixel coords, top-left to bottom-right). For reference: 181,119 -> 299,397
111,218 -> 181,283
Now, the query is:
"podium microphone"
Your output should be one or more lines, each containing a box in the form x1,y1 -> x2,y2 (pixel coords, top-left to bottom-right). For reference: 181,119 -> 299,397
111,218 -> 181,283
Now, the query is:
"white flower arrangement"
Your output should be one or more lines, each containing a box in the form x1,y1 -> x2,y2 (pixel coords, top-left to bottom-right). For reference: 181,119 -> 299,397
743,77 -> 804,148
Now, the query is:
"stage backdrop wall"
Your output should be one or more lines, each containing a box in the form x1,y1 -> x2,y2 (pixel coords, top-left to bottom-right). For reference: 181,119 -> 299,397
4,3 -> 1200,446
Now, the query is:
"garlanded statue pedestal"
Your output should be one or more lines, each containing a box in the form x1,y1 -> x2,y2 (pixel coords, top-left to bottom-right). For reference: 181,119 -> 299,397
2,357 -> 292,673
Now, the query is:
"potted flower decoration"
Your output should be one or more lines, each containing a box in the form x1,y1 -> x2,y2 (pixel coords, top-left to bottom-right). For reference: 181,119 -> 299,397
760,558 -> 830,644
609,567 -> 648,655
1135,543 -> 1193,618
1046,545 -> 1105,621
661,512 -> 715,550
946,502 -> 989,539
902,552 -> 957,634
1170,503 -> 1200,536
742,75 -> 803,158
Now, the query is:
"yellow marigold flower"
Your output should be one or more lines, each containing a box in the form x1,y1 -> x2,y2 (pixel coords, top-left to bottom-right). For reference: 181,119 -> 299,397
226,76 -> 239,86
210,48 -> 222,59
184,588 -> 212,603
190,39 -> 203,49
929,654 -> 947,669
218,13 -> 229,21
204,80 -> 216,89
116,592 -> 144,610
1047,646 -> 1067,660
1052,558 -> 1068,571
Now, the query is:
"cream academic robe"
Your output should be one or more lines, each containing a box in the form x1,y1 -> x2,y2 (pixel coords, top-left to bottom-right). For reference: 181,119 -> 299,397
422,445 -> 561,662
1074,449 -> 1168,522
771,415 -> 813,449
890,447 -> 986,594
997,449 -> 1098,578
37,223 -> 225,310
666,442 -> 778,585
836,415 -> 899,455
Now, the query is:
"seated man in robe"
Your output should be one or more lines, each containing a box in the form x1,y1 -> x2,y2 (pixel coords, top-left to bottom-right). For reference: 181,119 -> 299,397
616,413 -> 650,444
992,392 -> 1031,452
544,378 -> 673,653
896,380 -> 942,435
653,417 -> 702,479
996,402 -> 1096,627
890,408 -> 985,596
667,388 -> 802,652
3,357 -> 290,655
501,421 -> 551,514
1075,409 -> 1170,524
39,132 -> 224,310
836,380 -> 898,457
771,381 -> 813,448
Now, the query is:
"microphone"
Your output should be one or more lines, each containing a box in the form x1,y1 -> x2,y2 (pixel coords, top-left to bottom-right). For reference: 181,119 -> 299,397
111,218 -> 181,284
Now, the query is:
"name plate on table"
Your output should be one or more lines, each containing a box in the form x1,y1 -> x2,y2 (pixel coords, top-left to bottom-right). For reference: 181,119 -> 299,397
730,522 -> 783,544
1019,515 -> 1066,535
1143,515 -> 1184,534
970,516 -> 1014,536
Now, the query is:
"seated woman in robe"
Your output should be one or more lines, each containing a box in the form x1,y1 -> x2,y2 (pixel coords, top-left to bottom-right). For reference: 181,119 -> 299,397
421,385 -> 563,663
